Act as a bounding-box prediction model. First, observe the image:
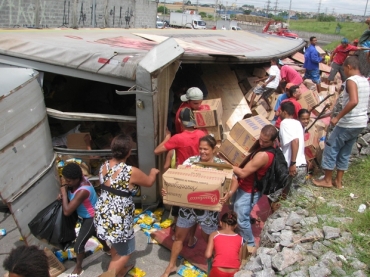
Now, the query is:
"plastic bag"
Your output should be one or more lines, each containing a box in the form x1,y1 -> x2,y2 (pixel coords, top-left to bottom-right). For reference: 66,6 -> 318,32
28,200 -> 78,250
28,200 -> 61,242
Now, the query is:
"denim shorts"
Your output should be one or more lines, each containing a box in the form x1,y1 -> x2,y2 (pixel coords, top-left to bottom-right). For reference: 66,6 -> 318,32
176,207 -> 219,235
112,237 -> 135,256
304,69 -> 321,84
321,126 -> 363,171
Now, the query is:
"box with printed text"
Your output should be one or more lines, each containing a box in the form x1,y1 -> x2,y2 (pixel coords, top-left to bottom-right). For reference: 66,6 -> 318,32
162,168 -> 229,211
219,137 -> 250,166
229,115 -> 271,151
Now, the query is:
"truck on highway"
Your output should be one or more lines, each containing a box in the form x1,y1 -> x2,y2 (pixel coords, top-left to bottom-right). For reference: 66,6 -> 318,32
169,12 -> 206,29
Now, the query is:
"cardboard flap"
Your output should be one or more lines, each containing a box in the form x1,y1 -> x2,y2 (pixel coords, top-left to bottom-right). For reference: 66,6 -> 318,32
44,248 -> 65,277
193,162 -> 233,169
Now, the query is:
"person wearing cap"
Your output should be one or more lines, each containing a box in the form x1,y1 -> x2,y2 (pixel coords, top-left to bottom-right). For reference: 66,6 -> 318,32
274,85 -> 302,129
352,39 -> 359,47
250,57 -> 281,111
328,38 -> 370,84
174,87 -> 208,134
303,36 -> 323,93
277,61 -> 303,90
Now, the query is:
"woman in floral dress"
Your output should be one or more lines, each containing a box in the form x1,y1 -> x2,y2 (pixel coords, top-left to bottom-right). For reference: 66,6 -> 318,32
94,134 -> 159,277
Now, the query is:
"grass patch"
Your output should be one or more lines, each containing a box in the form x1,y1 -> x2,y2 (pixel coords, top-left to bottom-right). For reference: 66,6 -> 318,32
289,20 -> 368,50
309,156 -> 370,268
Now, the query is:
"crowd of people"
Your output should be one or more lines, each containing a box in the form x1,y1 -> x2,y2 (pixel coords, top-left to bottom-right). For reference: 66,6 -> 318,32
3,26 -> 370,277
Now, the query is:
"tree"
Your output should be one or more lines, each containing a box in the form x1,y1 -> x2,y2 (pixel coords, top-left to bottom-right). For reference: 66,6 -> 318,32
244,10 -> 252,15
157,6 -> 169,14
199,12 -> 207,18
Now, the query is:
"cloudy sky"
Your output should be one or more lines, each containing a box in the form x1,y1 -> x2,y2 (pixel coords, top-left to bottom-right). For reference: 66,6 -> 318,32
191,0 -> 369,16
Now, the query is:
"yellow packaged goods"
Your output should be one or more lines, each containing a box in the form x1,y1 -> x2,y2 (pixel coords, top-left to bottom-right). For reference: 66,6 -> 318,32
298,90 -> 319,110
219,137 -> 250,166
193,98 -> 223,128
162,168 -> 228,212
205,124 -> 224,141
159,219 -> 173,229
229,115 -> 271,151
128,267 -> 146,277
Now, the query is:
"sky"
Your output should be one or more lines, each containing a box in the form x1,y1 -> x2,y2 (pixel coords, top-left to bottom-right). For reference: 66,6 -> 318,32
189,0 -> 369,16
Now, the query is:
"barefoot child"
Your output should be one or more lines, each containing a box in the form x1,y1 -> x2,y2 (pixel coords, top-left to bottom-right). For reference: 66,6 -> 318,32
205,211 -> 243,277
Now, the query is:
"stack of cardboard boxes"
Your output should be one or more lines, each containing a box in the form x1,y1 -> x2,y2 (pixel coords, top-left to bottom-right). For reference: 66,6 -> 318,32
219,115 -> 271,166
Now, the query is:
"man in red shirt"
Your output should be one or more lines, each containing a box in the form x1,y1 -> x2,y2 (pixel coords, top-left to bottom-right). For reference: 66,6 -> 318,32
155,107 -> 206,167
274,85 -> 302,129
232,125 -> 278,246
278,62 -> 303,91
174,87 -> 209,134
328,38 -> 370,83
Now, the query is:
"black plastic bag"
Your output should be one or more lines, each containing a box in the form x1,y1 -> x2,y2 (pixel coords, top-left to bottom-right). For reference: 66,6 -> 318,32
28,200 -> 61,242
28,200 -> 78,250
49,205 -> 78,250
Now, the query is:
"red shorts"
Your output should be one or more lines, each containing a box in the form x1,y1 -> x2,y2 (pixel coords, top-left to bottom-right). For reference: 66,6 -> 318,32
209,267 -> 238,277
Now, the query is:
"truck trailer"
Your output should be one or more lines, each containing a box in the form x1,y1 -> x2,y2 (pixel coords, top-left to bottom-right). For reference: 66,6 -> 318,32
169,12 -> 206,29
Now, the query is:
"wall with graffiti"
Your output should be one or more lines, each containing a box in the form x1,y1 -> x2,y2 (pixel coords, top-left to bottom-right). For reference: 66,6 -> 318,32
0,0 -> 158,29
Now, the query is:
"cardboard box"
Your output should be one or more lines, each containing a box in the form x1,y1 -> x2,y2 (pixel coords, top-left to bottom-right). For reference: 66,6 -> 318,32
253,67 -> 266,78
298,90 -> 319,110
178,162 -> 233,193
67,132 -> 90,149
205,124 -> 224,141
241,245 -> 256,266
320,82 -> 329,90
219,137 -> 250,166
252,105 -> 268,119
194,98 -> 223,127
268,93 -> 279,120
162,168 -> 228,211
304,129 -> 319,161
229,115 -> 271,151
44,248 -> 66,277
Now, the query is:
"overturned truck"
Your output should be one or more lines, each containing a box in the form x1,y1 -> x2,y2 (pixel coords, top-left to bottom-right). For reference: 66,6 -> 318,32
0,28 -> 306,247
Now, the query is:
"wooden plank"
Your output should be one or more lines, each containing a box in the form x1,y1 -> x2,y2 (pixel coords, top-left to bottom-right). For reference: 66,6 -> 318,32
201,64 -> 251,132
291,52 -> 332,73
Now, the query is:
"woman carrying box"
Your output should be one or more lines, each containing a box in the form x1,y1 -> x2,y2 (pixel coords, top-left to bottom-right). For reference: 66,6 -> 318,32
160,135 -> 239,277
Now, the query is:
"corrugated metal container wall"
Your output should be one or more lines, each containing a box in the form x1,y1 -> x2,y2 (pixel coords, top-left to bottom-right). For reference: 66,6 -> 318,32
0,65 -> 60,246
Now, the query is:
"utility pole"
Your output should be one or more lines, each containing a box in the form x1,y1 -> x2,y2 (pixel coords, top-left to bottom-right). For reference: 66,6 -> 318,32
332,8 -> 335,15
266,0 -> 271,15
274,0 -> 278,15
317,0 -> 321,15
287,0 -> 292,24
325,7 -> 327,14
363,0 -> 369,26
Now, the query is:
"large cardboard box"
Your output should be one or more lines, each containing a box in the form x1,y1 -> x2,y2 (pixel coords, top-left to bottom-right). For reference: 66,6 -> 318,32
252,105 -> 268,119
162,168 -> 228,211
178,162 -> 233,193
298,90 -> 319,110
194,98 -> 223,127
219,137 -> 250,166
304,129 -> 319,161
205,124 -> 224,141
229,115 -> 271,151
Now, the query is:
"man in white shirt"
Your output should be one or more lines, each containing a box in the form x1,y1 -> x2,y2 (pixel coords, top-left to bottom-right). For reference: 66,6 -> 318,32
279,101 -> 307,189
250,57 -> 281,111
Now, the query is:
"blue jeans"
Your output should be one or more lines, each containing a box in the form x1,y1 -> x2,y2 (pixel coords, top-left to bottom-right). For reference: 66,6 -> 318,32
321,126 -> 363,171
234,188 -> 261,246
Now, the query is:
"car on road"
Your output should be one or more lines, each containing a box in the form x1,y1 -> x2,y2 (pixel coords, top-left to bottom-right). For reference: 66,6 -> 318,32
156,21 -> 164,29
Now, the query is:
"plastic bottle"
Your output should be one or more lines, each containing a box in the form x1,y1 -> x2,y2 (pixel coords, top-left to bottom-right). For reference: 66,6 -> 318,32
0,229 -> 6,236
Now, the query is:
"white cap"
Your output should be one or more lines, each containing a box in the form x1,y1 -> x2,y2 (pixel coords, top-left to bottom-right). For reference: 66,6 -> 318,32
180,87 -> 203,102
